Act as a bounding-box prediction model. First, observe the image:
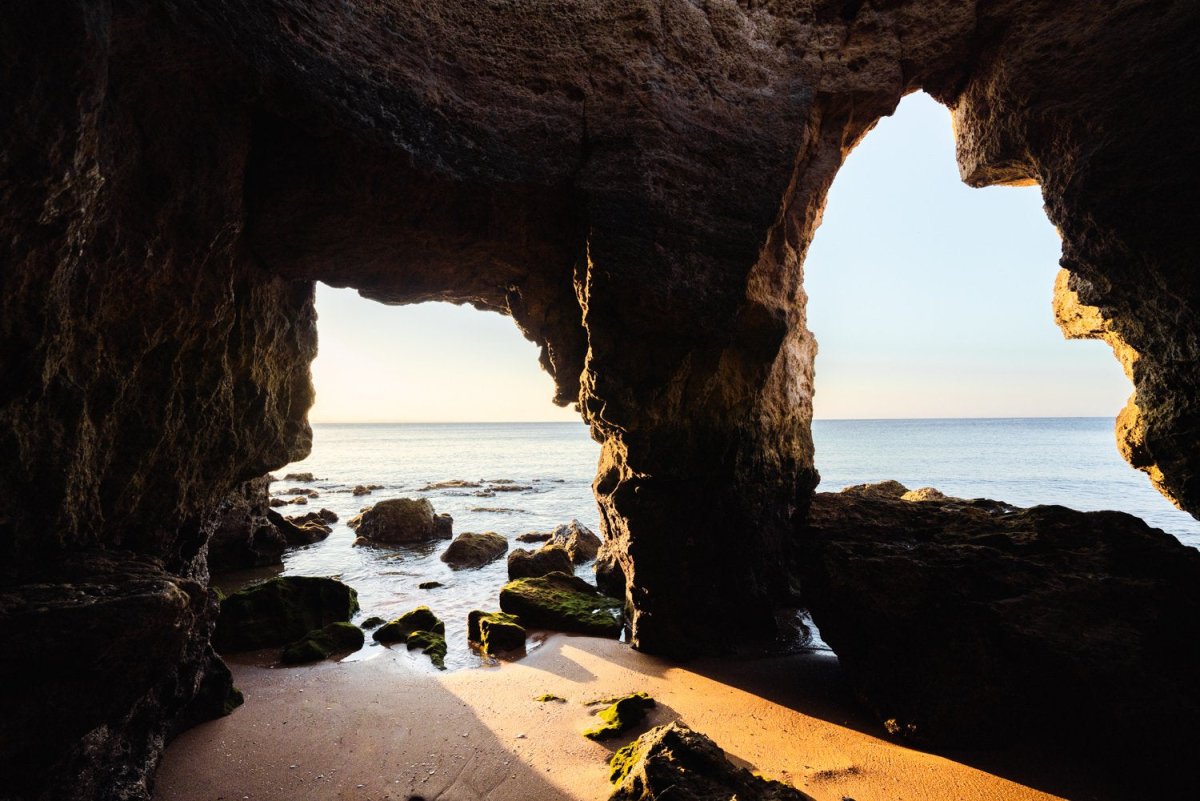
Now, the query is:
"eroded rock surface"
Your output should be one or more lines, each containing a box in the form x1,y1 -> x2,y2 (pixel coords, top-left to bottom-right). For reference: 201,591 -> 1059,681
2,0 -> 1199,796
801,490 -> 1200,757
349,498 -> 453,545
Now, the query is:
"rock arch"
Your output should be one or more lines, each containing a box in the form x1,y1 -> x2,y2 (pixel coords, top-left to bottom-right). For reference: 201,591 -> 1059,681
1,1 -> 1197,797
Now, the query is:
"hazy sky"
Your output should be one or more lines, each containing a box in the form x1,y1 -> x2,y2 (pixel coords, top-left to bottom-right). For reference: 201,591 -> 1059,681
307,92 -> 1130,424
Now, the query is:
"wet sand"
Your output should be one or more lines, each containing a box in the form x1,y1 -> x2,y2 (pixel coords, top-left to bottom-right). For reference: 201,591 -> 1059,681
155,636 -> 1117,801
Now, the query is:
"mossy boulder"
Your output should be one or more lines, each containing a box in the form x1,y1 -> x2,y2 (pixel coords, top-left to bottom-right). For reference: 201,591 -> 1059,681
608,723 -> 813,800
373,606 -> 445,644
440,531 -> 508,569
348,498 -> 453,544
280,621 -> 365,664
549,520 -> 602,564
499,571 -> 622,637
507,543 -> 574,579
406,629 -> 448,669
583,692 -> 656,740
467,610 -> 526,654
214,576 -> 359,652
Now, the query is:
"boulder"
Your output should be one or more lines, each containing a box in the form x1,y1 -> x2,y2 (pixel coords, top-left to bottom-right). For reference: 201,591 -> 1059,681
467,610 -> 526,654
549,520 -> 601,564
213,576 -> 359,652
593,539 -> 626,599
582,692 -> 656,741
360,616 -> 386,629
372,606 -> 445,644
507,543 -> 573,579
348,498 -> 453,544
405,629 -> 448,670
207,476 -> 288,572
801,489 -> 1200,754
279,621 -> 365,664
440,532 -> 507,569
900,486 -> 947,502
499,572 -> 622,637
608,723 -> 812,801
418,581 -> 442,590
282,472 -> 315,482
266,508 -> 332,546
516,530 -> 552,543
279,487 -> 319,497
287,496 -> 308,505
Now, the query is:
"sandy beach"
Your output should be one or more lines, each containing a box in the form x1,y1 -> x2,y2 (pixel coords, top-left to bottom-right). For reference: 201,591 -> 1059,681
154,635 -> 1121,801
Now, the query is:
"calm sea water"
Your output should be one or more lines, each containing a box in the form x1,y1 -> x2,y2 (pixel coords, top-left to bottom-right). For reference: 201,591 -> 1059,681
255,418 -> 1199,669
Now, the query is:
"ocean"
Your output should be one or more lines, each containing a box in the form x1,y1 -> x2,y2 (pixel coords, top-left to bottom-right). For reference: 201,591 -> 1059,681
251,418 -> 1199,669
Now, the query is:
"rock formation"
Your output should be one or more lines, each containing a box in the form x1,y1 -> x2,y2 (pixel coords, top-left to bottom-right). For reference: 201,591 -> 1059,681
801,488 -> 1200,761
348,498 -> 453,544
1,0 -> 1198,797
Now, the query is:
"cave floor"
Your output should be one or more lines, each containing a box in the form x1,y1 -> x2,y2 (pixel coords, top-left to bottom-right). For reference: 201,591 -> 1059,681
155,635 -> 1120,801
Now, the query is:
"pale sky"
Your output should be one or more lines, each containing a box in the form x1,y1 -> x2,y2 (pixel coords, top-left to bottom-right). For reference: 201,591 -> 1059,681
308,92 -> 1130,424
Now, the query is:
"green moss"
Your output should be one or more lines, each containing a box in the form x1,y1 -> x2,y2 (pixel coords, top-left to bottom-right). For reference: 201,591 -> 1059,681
214,576 -> 360,652
360,615 -> 387,629
582,692 -> 656,741
608,737 -> 645,785
373,605 -> 445,644
406,629 -> 448,669
222,686 -> 245,716
280,621 -> 365,664
498,572 -> 622,637
468,610 -> 526,654
535,693 -> 566,703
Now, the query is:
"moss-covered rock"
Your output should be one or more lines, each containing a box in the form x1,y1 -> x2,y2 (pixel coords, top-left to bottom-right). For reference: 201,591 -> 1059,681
608,723 -> 813,800
507,543 -> 573,579
373,606 -> 445,644
406,629 -> 448,669
467,610 -> 526,653
440,531 -> 508,569
279,621 -> 365,664
499,572 -> 622,637
535,693 -> 567,703
583,692 -> 656,740
360,615 -> 387,629
213,576 -> 359,652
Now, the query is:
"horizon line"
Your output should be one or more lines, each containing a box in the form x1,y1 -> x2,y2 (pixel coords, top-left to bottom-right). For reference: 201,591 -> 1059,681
307,415 -> 1116,425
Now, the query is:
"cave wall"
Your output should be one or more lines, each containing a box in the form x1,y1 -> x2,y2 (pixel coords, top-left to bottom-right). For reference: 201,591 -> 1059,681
1,0 -> 1198,797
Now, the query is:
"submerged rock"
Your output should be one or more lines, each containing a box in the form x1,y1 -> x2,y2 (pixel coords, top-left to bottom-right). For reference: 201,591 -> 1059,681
406,629 -> 448,669
418,581 -> 443,590
507,543 -> 573,579
420,479 -> 481,490
440,531 -> 508,569
467,610 -> 526,654
351,484 -> 383,496
283,472 -> 315,482
278,487 -> 319,497
582,692 -> 656,741
499,572 -> 622,637
372,606 -> 445,644
213,576 -> 360,652
348,498 -> 453,544
360,616 -> 386,629
279,621 -> 365,664
801,489 -> 1200,753
608,723 -> 812,800
549,520 -> 601,564
516,530 -> 552,543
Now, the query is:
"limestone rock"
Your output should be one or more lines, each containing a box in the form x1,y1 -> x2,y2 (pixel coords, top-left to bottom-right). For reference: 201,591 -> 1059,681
507,543 -> 574,579
801,490 -> 1200,758
608,722 -> 812,801
499,572 -> 623,637
213,576 -> 360,653
467,610 -> 527,654
348,498 -> 452,544
440,531 -> 508,569
549,520 -> 602,564
279,621 -> 365,664
207,477 -> 288,572
900,486 -> 947,502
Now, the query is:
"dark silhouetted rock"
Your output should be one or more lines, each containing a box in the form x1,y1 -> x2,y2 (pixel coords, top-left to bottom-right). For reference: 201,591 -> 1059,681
441,532 -> 507,569
608,722 -> 812,800
516,530 -> 552,543
208,477 -> 288,572
267,508 -> 332,546
549,520 -> 602,564
801,490 -> 1200,756
507,543 -> 574,579
360,616 -> 386,629
213,576 -> 359,653
279,621 -> 365,664
499,572 -> 622,637
593,539 -> 626,599
418,581 -> 442,590
348,498 -> 452,544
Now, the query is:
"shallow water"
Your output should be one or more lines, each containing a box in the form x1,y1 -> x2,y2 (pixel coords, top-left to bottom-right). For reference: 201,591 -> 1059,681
257,419 -> 1200,670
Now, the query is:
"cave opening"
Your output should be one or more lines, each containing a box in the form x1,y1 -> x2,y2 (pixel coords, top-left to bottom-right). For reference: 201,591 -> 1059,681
222,284 -> 603,670
803,92 -> 1200,548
